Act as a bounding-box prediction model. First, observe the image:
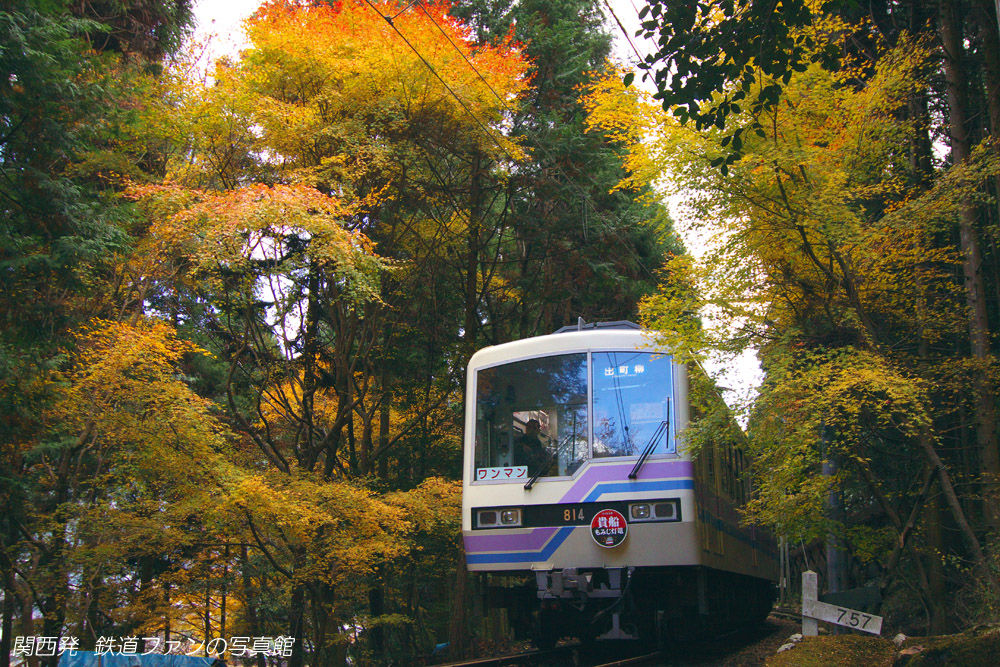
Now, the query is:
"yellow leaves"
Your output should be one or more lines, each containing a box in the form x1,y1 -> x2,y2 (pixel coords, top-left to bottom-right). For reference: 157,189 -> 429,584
754,347 -> 933,471
738,346 -> 936,541
63,318 -> 205,421
590,19 -> 964,366
242,0 -> 529,170
49,318 -> 235,522
225,468 -> 413,584
384,477 -> 461,535
127,181 -> 386,303
583,66 -> 693,201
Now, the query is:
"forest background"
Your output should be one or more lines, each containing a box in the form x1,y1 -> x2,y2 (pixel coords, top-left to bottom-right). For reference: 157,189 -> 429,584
4,0 -> 1000,665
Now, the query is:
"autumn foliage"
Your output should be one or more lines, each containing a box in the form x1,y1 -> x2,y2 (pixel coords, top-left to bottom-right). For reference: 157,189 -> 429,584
588,4 -> 1000,632
0,0 -> 681,663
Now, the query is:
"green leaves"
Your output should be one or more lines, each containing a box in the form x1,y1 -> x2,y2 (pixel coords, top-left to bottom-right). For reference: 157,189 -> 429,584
635,0 -> 838,168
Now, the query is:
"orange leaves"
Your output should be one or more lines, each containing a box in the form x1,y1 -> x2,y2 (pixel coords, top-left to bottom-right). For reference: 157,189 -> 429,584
242,0 -> 528,167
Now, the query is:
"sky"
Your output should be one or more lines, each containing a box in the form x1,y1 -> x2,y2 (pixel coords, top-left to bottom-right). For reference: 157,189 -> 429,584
191,0 -> 653,62
188,0 -> 763,410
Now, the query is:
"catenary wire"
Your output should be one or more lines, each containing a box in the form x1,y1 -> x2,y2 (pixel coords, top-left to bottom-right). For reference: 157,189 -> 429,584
416,2 -> 628,200
412,1 -> 656,276
363,0 -> 657,278
602,0 -> 645,65
360,0 -> 519,164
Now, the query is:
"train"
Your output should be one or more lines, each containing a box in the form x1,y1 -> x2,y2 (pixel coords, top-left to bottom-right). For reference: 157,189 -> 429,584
461,321 -> 778,648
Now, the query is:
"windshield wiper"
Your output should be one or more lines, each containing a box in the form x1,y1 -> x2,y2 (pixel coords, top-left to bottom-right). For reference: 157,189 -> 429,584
524,433 -> 575,490
628,418 -> 670,480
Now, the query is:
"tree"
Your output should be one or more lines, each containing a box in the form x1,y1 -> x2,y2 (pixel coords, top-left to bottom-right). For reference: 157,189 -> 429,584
633,0 -> 839,170
0,2 -> 195,663
452,0 -> 681,341
586,16 -> 1000,628
127,2 -> 525,660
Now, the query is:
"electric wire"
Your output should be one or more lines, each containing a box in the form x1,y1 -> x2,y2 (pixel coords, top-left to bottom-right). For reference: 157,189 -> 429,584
360,0 -> 637,282
360,0 -> 518,164
602,0 -> 645,65
413,1 -> 657,277
416,2 -> 612,197
415,2 -> 511,119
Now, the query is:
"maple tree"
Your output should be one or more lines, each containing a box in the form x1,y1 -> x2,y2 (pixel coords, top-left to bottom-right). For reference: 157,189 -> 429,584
0,0 -> 682,662
121,1 -> 526,661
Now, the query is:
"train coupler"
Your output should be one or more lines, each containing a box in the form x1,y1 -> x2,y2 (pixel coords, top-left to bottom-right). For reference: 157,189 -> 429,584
535,567 -> 592,599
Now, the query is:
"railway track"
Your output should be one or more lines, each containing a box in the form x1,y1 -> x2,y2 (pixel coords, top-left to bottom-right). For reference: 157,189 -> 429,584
437,642 -> 661,667
770,607 -> 803,623
439,612 -> 800,667
591,651 -> 666,666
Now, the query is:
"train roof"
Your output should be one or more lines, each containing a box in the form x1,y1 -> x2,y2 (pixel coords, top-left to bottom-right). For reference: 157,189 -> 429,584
552,319 -> 641,333
467,323 -> 666,371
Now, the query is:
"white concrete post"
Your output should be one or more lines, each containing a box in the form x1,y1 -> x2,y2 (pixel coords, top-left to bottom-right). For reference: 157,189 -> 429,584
802,570 -> 818,636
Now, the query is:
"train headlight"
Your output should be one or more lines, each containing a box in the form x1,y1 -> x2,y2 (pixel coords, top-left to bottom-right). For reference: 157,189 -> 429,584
654,502 -> 676,519
500,509 -> 522,526
477,510 -> 498,527
630,503 -> 651,520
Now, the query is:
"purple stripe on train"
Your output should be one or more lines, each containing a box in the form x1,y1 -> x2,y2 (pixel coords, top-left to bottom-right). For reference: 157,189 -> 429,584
464,460 -> 694,554
558,460 -> 693,502
463,527 -> 560,552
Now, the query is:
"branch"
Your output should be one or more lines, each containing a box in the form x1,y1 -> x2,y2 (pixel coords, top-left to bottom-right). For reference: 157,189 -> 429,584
226,356 -> 290,473
242,507 -> 293,580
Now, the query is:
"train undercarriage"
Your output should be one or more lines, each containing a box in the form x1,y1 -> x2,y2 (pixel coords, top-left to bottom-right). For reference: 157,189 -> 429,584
482,566 -> 776,649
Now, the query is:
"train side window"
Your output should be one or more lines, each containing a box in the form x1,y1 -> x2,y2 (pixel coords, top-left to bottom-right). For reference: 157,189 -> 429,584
721,445 -> 730,499
737,449 -> 747,505
727,446 -> 735,500
474,353 -> 589,481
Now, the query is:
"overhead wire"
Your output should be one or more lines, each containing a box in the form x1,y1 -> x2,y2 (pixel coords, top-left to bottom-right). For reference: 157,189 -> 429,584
601,0 -> 645,66
413,1 -> 657,277
360,0 -> 519,164
355,0 -> 659,283
416,2 -> 609,195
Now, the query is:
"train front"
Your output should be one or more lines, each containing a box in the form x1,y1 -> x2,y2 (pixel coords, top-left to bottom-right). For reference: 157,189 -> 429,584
460,326 -> 697,644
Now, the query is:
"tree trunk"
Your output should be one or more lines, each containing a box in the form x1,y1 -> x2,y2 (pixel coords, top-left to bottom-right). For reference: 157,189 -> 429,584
464,150 -> 485,357
974,0 -> 1000,148
20,590 -> 37,667
378,371 -> 391,481
939,0 -> 1000,522
239,545 -> 267,667
1,578 -> 14,667
916,424 -> 1000,595
924,490 -> 949,634
368,585 -> 385,659
288,584 -> 306,667
221,544 -> 228,643
301,263 -> 321,471
447,552 -> 469,659
204,573 -> 212,657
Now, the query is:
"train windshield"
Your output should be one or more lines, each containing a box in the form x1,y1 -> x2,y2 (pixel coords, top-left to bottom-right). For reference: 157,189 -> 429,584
473,350 -> 675,482
474,353 -> 589,481
592,352 -> 673,458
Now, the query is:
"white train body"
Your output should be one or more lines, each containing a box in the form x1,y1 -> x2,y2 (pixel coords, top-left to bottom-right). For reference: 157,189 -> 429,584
460,325 -> 777,644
